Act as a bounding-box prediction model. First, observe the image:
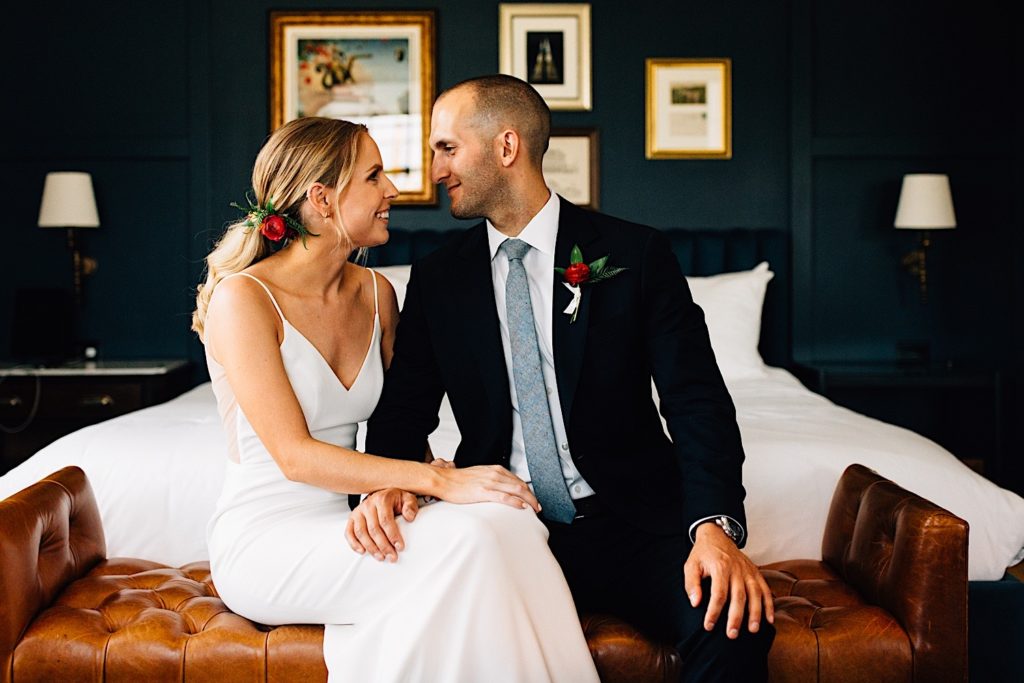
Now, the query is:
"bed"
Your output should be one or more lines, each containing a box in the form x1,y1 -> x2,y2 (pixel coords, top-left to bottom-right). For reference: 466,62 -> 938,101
2,227 -> 1022,677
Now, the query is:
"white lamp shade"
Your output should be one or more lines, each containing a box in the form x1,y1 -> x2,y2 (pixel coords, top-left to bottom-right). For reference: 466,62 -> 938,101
38,172 -> 100,228
894,173 -> 956,230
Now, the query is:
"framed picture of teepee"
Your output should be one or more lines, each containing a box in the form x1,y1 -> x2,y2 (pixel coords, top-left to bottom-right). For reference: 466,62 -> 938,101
270,11 -> 437,205
498,4 -> 592,111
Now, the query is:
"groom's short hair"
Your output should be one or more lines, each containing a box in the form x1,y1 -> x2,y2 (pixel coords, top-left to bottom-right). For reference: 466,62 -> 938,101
441,75 -> 551,168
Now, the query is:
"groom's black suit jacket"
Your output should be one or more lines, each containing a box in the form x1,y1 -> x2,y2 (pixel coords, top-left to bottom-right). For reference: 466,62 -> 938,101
365,198 -> 747,539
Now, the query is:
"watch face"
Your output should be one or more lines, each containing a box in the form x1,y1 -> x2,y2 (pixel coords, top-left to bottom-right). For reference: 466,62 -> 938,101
716,517 -> 739,541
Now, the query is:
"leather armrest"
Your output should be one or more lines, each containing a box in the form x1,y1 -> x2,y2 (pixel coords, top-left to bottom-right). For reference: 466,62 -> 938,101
0,467 -> 105,683
822,464 -> 969,682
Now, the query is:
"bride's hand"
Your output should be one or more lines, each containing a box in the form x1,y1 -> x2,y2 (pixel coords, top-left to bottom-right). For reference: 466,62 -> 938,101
428,458 -> 455,469
435,465 -> 541,512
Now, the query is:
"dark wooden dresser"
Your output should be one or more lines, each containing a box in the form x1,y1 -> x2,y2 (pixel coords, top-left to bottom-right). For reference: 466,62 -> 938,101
0,360 -> 191,474
792,360 -> 1005,483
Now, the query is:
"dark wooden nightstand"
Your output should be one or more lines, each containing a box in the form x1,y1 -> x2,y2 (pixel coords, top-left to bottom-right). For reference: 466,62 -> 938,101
792,361 -> 1005,482
0,360 -> 192,474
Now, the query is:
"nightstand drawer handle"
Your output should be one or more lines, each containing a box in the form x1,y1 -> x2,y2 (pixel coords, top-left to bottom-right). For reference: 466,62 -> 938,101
80,394 -> 115,408
1,396 -> 23,408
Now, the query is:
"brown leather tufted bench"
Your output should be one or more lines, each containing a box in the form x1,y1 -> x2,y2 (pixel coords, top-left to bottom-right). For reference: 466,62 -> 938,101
1,465 -> 967,682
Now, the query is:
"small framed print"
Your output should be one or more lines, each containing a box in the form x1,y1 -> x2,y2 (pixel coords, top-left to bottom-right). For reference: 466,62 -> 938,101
645,58 -> 732,159
499,4 -> 592,111
270,11 -> 437,204
544,128 -> 599,209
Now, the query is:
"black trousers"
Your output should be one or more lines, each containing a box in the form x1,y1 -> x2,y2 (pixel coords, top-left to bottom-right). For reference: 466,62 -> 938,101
544,509 -> 775,683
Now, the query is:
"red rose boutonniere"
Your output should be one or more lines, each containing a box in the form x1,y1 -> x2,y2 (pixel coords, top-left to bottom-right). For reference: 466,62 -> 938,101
554,244 -> 628,323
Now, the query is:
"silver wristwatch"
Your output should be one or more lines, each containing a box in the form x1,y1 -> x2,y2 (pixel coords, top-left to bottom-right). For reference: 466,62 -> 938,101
715,516 -> 742,544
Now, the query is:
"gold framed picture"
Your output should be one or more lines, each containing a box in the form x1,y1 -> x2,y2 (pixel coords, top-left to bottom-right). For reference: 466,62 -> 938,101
498,3 -> 592,111
269,11 -> 437,204
645,58 -> 732,159
544,128 -> 599,209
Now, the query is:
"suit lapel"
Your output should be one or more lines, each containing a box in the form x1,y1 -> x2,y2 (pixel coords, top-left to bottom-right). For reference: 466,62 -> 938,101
455,224 -> 512,420
552,198 -> 599,427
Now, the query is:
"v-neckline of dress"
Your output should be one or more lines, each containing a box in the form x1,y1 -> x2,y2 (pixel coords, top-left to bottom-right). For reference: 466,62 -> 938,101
284,316 -> 378,393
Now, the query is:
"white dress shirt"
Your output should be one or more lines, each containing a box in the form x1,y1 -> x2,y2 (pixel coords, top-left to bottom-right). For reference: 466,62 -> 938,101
485,191 -> 745,544
486,191 -> 595,500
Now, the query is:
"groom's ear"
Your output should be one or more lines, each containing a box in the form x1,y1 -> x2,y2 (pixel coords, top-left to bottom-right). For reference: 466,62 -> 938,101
497,129 -> 520,168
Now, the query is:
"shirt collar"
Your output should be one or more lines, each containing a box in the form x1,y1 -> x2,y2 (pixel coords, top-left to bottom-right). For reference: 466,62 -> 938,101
487,190 -> 560,261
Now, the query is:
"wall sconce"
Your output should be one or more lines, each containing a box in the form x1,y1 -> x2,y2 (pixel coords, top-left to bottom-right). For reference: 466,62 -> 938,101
37,172 -> 100,306
894,173 -> 956,304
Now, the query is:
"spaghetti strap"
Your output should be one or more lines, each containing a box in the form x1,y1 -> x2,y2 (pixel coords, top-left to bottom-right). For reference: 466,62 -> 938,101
369,269 -> 379,317
224,272 -> 286,324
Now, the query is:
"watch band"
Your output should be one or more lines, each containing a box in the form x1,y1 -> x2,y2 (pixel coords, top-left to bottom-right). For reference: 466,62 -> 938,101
688,514 -> 746,545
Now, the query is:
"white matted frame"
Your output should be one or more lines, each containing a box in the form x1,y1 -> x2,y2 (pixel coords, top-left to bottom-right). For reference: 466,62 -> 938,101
544,128 -> 599,209
645,58 -> 732,159
499,4 -> 592,111
270,11 -> 437,204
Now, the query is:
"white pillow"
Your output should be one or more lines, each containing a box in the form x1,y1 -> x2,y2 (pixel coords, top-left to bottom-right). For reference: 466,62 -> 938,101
373,262 -> 774,379
685,262 -> 774,379
373,264 -> 412,310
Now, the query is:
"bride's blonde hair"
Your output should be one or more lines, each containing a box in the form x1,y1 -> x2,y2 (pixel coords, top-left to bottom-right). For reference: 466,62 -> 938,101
192,117 -> 368,339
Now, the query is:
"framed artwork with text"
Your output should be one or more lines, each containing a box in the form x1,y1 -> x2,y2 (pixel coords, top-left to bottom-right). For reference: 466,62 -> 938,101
544,128 -> 599,209
645,58 -> 732,159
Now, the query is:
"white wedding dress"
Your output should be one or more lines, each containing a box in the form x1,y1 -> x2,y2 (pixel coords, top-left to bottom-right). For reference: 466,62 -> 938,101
205,271 -> 598,682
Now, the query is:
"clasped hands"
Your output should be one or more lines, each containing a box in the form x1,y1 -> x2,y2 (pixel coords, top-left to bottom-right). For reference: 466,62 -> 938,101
345,462 -> 773,640
344,459 -> 538,562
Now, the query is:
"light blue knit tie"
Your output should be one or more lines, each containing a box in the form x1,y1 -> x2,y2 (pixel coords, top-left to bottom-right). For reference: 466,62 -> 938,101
501,239 -> 576,524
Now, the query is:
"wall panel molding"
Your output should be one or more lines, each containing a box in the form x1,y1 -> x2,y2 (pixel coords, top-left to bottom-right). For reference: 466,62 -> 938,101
790,0 -> 815,362
811,136 -> 1013,160
1,139 -> 191,162
187,0 -> 213,377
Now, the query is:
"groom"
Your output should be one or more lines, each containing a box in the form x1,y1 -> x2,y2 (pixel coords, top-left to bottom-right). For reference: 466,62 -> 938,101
354,74 -> 774,680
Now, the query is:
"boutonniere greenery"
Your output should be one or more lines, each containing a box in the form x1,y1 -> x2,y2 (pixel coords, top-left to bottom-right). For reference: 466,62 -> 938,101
554,244 -> 628,323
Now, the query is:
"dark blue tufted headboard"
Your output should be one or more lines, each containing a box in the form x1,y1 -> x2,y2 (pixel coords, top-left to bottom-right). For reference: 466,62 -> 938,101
367,228 -> 790,368
664,229 -> 790,368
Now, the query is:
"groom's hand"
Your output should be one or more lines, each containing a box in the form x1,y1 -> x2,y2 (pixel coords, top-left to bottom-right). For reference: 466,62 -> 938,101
683,523 -> 774,639
345,488 -> 419,562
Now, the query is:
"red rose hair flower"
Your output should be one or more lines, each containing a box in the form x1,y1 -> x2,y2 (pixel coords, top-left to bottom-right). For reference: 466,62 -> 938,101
231,194 -> 320,249
260,214 -> 287,241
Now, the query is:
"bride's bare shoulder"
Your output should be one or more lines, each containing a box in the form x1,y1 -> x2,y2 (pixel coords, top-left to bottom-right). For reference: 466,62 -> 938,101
207,273 -> 282,331
363,266 -> 398,319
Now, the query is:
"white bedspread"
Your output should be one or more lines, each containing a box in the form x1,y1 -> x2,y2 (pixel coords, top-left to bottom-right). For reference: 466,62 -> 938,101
3,368 -> 1022,580
728,368 -> 1024,579
0,386 -> 227,565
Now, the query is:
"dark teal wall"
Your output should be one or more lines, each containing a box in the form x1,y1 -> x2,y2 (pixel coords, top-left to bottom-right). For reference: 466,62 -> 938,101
3,1 -> 1020,379
792,0 -> 1019,365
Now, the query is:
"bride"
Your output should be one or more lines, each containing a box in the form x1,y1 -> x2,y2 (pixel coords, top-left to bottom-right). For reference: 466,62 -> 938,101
192,116 -> 598,682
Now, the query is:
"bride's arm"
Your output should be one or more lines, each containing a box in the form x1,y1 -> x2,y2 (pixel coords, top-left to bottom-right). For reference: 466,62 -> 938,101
206,276 -> 532,503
